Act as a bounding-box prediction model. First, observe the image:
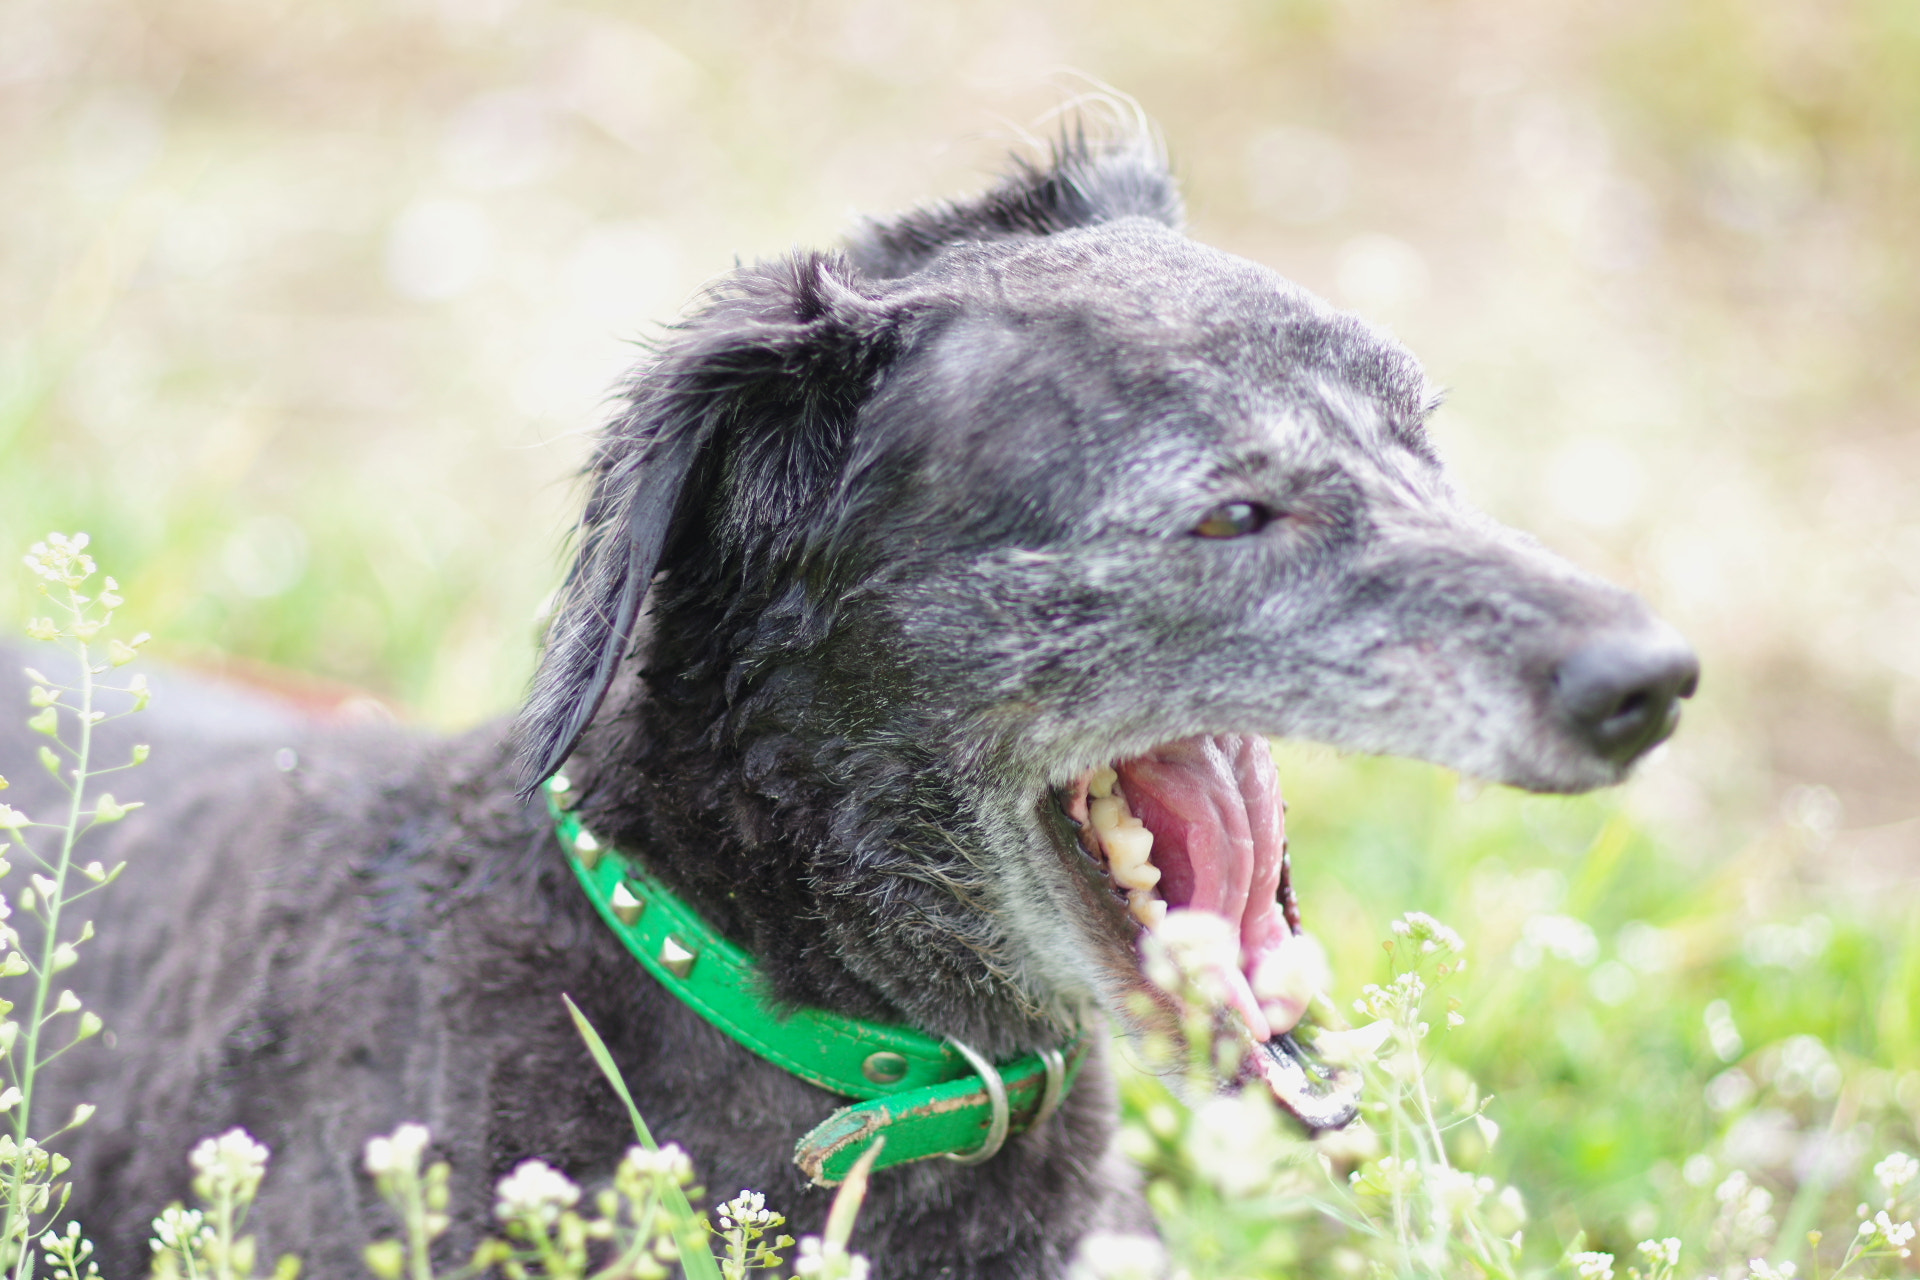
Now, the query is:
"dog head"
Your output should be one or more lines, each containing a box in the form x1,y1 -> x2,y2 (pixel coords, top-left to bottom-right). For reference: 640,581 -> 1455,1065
517,131 -> 1698,1108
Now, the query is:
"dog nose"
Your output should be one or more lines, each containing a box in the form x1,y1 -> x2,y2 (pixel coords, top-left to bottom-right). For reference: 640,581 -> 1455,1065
1551,625 -> 1700,767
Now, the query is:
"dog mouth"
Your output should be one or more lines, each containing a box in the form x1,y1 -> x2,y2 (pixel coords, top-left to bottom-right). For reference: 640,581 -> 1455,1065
1060,733 -> 1359,1130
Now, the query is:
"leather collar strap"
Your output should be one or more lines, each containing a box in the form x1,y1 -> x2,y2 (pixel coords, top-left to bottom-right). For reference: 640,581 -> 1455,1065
545,775 -> 1084,1185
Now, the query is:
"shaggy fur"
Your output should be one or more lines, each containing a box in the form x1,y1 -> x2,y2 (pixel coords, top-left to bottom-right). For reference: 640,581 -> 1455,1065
0,130 -> 1694,1278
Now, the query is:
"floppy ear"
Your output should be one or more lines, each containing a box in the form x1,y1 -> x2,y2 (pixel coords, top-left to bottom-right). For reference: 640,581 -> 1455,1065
848,126 -> 1183,280
515,253 -> 894,794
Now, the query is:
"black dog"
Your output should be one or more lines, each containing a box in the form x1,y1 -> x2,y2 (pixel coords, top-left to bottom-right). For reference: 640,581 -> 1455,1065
5,130 -> 1695,1277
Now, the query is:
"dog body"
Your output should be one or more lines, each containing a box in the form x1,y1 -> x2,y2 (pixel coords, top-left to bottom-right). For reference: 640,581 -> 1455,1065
1,135 -> 1695,1277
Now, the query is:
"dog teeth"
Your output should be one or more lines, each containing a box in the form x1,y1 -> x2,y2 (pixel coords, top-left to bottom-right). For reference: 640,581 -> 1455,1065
1104,825 -> 1153,877
1128,890 -> 1166,929
1084,781 -> 1165,926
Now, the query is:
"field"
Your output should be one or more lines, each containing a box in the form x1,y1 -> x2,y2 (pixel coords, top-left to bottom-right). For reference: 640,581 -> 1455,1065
3,0 -> 1917,1274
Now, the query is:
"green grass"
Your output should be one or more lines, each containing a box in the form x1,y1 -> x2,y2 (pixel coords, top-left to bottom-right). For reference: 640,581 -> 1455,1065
4,522 -> 1912,1277
1245,742 -> 1920,1273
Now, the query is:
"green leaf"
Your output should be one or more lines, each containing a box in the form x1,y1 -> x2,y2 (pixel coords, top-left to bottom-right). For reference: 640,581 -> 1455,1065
823,1136 -> 884,1252
37,745 -> 59,776
563,993 -> 724,1280
28,706 -> 58,736
28,687 -> 57,708
131,743 -> 150,765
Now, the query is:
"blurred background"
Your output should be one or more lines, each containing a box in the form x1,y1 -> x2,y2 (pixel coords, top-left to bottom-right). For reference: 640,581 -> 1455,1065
3,0 -> 1917,1266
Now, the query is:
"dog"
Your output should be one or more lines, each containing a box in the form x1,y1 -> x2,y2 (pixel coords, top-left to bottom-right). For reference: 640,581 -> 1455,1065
3,128 -> 1696,1278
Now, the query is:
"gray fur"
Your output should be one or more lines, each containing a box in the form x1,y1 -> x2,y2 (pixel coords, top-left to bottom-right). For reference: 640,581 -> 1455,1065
0,130 -> 1693,1278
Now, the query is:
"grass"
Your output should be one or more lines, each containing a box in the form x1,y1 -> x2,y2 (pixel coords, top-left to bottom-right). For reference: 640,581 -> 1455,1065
4,531 -> 1915,1280
1256,742 -> 1920,1274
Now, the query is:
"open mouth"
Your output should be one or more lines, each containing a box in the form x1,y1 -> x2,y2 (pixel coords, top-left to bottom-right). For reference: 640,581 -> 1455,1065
1061,734 -> 1361,1131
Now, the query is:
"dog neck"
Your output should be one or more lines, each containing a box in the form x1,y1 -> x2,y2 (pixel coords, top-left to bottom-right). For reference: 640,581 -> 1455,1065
560,619 -> 1073,1059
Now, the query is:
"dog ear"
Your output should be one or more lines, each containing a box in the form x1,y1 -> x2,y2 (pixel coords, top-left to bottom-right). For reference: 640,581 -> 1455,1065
515,253 -> 893,795
848,125 -> 1183,280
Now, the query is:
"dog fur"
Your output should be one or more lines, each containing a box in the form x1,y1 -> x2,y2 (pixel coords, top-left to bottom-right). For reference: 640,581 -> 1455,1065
1,130 -> 1694,1278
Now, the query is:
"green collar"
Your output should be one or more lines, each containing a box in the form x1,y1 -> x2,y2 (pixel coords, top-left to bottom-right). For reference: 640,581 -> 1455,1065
545,774 -> 1084,1185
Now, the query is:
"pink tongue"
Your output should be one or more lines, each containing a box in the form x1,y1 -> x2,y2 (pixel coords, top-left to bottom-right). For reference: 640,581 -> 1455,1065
1115,734 -> 1290,1040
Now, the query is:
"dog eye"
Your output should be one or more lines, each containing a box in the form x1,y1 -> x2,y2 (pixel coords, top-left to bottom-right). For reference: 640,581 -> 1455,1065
1192,502 -> 1271,538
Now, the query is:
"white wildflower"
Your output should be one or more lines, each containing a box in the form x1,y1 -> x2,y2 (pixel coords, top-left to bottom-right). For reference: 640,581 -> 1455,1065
1514,914 -> 1600,969
364,1123 -> 431,1177
1872,1210 -> 1915,1251
622,1143 -> 693,1184
1142,909 -> 1241,1001
493,1159 -> 580,1225
1354,971 -> 1426,1021
149,1206 -> 207,1252
1185,1093 -> 1280,1198
189,1128 -> 269,1202
1427,1167 -> 1492,1229
1391,911 -> 1464,956
1747,1259 -> 1795,1280
793,1236 -> 871,1280
1070,1232 -> 1167,1280
1875,1152 -> 1918,1193
716,1189 -> 780,1232
1637,1238 -> 1682,1268
1570,1249 -> 1614,1280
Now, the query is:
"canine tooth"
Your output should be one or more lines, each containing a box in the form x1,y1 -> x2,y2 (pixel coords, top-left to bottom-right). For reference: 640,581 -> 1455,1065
1088,796 -> 1125,834
1089,766 -> 1117,799
1104,824 -> 1153,872
1128,891 -> 1166,929
1111,859 -> 1161,891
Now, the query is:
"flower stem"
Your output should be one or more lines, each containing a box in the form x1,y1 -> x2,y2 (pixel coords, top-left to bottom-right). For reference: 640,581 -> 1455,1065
5,614 -> 93,1278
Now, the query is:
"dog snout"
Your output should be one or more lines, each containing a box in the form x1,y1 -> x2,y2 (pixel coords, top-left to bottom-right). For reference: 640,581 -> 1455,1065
1549,622 -> 1700,768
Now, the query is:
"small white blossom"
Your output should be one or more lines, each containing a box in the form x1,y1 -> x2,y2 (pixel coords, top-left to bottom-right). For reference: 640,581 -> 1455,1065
793,1236 -> 870,1280
1514,914 -> 1600,969
1141,910 -> 1241,1002
364,1123 -> 431,1177
1427,1167 -> 1493,1230
149,1206 -> 207,1251
622,1143 -> 693,1184
1391,911 -> 1464,956
493,1159 -> 580,1225
189,1129 -> 269,1202
716,1189 -> 780,1232
1069,1232 -> 1166,1280
1570,1250 -> 1614,1280
1186,1093 -> 1281,1198
1354,971 -> 1426,1021
1872,1210 -> 1915,1251
1637,1238 -> 1682,1269
1875,1152 -> 1918,1193
1747,1259 -> 1795,1280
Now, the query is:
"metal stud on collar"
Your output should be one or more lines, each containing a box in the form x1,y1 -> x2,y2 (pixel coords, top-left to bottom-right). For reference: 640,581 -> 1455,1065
941,1038 -> 1010,1165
